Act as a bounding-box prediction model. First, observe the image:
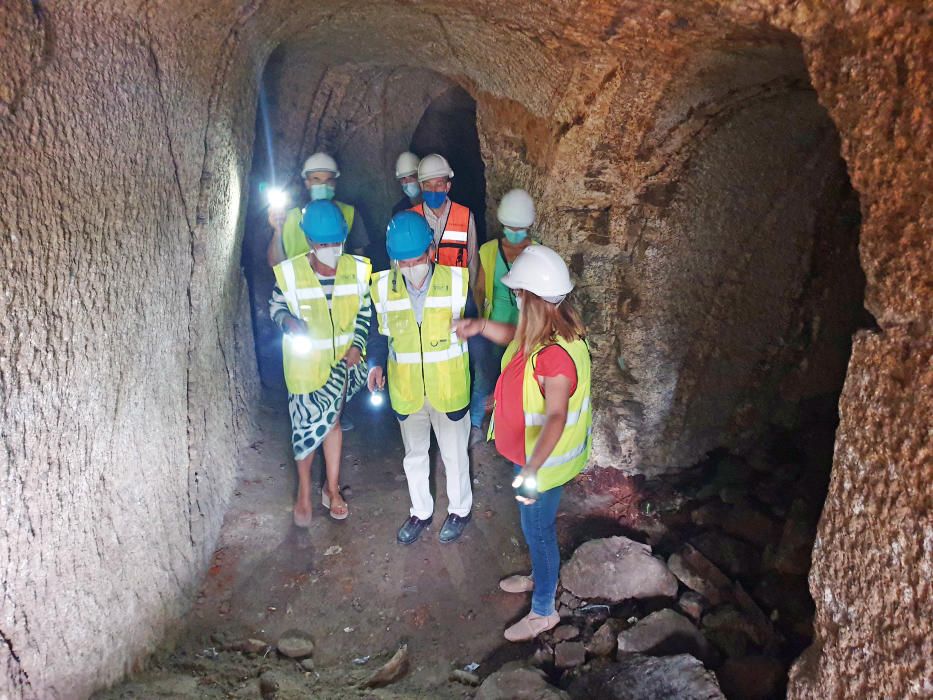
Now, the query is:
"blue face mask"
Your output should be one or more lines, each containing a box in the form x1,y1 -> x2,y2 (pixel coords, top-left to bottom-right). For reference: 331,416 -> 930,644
422,190 -> 447,209
503,227 -> 528,244
309,183 -> 335,201
402,181 -> 421,199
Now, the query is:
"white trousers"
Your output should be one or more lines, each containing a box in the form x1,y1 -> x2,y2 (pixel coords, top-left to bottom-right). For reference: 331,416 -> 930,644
397,398 -> 472,520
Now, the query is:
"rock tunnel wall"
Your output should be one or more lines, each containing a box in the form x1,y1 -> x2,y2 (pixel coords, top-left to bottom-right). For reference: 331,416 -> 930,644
0,1 -> 929,698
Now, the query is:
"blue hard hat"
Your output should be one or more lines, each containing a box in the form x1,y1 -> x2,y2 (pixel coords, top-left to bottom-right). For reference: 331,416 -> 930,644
300,200 -> 347,244
386,211 -> 433,261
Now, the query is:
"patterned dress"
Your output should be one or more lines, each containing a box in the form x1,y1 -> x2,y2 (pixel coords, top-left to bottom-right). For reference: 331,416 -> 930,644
269,273 -> 371,460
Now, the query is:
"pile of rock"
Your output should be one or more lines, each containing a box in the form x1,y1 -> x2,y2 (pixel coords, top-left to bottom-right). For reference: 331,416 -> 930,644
476,534 -> 786,700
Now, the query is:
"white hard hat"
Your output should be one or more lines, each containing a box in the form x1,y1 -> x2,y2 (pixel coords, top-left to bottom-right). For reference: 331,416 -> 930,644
395,151 -> 420,179
301,152 -> 340,178
497,188 -> 536,229
501,244 -> 574,298
417,153 -> 454,182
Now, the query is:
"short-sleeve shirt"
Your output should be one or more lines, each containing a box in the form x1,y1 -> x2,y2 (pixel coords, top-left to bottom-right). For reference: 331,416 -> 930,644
493,344 -> 579,466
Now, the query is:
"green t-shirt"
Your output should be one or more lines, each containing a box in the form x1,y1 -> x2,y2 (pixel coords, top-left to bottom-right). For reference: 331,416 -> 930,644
490,249 -> 520,325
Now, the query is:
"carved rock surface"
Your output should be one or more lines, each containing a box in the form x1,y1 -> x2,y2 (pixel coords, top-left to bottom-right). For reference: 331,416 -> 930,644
0,2 -> 928,699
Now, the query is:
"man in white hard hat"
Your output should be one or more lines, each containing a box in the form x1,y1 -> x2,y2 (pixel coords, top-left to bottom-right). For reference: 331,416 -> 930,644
391,151 -> 423,215
468,188 -> 537,448
267,152 -> 369,267
408,153 -> 479,287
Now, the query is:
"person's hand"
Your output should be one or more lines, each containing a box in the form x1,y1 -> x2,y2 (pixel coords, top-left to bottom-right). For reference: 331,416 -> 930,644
343,346 -> 362,369
452,318 -> 485,340
282,316 -> 307,335
513,466 -> 540,505
268,208 -> 286,230
367,365 -> 386,392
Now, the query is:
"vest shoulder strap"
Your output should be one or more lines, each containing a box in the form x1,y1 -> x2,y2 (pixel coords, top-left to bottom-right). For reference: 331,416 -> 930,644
446,202 -> 471,228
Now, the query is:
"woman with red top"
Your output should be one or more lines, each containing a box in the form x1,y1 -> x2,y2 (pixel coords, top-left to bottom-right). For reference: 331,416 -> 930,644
454,244 -> 592,642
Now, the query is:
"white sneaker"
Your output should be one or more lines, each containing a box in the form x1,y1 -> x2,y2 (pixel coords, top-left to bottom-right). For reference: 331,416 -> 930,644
499,574 -> 534,593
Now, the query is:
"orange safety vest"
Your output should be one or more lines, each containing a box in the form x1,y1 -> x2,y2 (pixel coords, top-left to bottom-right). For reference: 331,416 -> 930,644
409,201 -> 471,268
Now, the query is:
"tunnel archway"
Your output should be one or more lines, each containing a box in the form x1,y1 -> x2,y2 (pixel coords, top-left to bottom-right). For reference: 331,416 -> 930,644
241,52 -> 487,389
234,32 -> 869,699
3,3 -> 928,699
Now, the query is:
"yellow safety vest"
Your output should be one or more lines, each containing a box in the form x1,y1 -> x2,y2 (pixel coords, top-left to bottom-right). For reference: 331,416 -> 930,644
496,337 -> 592,492
273,253 -> 372,394
282,202 -> 356,258
370,265 -> 470,415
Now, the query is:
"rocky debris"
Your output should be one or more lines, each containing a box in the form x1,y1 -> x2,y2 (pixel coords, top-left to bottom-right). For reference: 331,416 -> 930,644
552,625 -> 580,642
363,644 -> 409,688
667,543 -> 775,652
731,583 -> 778,653
716,655 -> 785,699
554,642 -> 586,669
702,606 -> 762,658
449,669 -> 481,686
568,654 -> 725,699
677,591 -> 708,622
764,499 -> 815,575
616,609 -> 716,666
690,531 -> 760,578
239,638 -> 269,654
258,670 -> 280,699
299,658 -> 315,672
531,645 -> 555,667
275,630 -> 314,659
475,664 -> 570,700
585,619 -> 622,657
558,591 -> 583,610
668,545 -> 734,606
753,572 -> 814,639
691,503 -> 780,548
561,537 -> 678,602
721,506 -> 781,548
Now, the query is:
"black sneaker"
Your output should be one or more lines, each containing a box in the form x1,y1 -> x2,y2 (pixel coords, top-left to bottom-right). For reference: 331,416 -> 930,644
439,513 -> 472,543
341,415 -> 355,431
397,515 -> 432,545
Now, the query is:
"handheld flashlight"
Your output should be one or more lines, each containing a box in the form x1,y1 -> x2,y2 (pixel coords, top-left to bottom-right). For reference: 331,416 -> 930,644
512,473 -> 538,500
267,187 -> 289,211
370,389 -> 385,407
289,333 -> 312,354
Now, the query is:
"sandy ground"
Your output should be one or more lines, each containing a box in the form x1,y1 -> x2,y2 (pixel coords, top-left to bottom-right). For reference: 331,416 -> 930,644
95,390 -> 538,698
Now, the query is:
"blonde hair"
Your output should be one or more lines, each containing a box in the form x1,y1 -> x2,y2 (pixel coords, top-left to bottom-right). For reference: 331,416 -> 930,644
515,291 -> 585,354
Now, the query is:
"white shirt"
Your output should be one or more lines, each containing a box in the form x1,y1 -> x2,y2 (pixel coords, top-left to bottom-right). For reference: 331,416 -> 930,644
405,267 -> 433,325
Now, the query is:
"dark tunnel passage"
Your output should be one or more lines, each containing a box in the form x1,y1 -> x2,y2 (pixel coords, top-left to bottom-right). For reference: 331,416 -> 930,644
242,56 -> 486,389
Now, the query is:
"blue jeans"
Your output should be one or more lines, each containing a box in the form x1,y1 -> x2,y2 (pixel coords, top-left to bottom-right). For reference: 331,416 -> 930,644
514,465 -> 563,616
469,337 -> 505,428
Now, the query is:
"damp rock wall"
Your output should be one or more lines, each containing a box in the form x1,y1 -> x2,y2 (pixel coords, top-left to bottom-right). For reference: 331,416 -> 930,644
0,1 -> 929,698
0,2 -> 265,698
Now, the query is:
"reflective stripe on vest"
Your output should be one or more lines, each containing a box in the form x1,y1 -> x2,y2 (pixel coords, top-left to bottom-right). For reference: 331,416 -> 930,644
370,265 -> 470,415
500,337 -> 592,492
274,253 -> 371,394
410,202 -> 471,268
282,202 -> 356,259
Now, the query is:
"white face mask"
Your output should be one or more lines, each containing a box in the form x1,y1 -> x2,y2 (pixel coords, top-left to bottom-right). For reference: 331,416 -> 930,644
401,262 -> 431,288
516,296 -> 523,312
313,244 -> 342,269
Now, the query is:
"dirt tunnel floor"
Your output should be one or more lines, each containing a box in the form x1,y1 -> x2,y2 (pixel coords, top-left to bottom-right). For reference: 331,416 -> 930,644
96,391 -> 540,699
